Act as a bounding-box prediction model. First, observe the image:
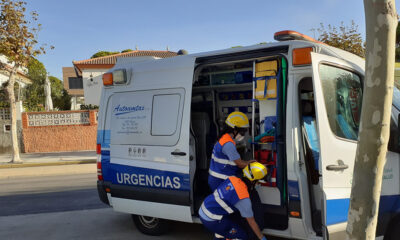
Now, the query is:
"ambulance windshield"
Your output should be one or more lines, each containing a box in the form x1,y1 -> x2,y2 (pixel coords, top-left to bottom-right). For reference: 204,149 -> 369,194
319,64 -> 362,141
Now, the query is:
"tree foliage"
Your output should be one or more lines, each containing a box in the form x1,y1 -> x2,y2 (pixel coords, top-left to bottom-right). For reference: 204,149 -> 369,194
91,51 -> 120,59
395,21 -> 400,61
315,21 -> 365,58
91,49 -> 136,58
24,58 -> 71,111
0,0 -> 52,66
49,76 -> 71,110
121,49 -> 133,53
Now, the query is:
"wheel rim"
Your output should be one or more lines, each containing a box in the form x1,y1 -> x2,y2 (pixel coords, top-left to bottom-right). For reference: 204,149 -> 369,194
138,216 -> 159,229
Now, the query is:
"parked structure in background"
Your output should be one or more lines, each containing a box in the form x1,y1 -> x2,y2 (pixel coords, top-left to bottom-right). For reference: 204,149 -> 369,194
71,50 -> 178,105
62,67 -> 84,110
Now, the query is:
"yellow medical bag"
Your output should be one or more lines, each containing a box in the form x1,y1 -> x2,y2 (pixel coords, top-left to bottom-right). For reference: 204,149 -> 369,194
255,60 -> 278,100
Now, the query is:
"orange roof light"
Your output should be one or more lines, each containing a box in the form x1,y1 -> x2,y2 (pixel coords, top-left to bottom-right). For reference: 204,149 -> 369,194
274,30 -> 324,44
292,47 -> 313,66
103,72 -> 113,86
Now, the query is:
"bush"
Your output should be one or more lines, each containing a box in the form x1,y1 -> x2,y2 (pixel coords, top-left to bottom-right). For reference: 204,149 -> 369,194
80,104 -> 99,110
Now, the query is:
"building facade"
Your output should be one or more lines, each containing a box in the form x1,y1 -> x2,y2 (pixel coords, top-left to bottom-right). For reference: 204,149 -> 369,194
62,67 -> 84,110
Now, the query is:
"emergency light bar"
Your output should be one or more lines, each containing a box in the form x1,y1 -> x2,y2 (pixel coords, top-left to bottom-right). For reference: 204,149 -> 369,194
274,30 -> 323,44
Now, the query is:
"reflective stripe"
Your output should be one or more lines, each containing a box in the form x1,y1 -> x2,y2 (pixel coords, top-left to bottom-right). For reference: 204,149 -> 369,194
215,233 -> 224,238
201,203 -> 223,220
214,191 -> 234,214
252,165 -> 267,176
212,154 -> 237,166
209,169 -> 229,180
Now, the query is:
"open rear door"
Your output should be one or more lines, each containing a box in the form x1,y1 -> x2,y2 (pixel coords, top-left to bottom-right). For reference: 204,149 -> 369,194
310,53 -> 364,239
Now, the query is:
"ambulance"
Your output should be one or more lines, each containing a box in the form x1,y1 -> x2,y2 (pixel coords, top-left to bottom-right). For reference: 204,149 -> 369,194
96,30 -> 400,239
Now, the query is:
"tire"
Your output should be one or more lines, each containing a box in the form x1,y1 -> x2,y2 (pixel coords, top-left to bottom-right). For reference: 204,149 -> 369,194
385,218 -> 400,240
131,215 -> 170,236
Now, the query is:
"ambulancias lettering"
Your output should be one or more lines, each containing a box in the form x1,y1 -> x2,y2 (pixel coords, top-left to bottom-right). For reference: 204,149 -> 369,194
114,105 -> 145,115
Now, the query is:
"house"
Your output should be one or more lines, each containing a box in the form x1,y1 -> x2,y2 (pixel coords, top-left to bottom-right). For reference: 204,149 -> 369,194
71,50 -> 178,106
62,67 -> 84,110
0,55 -> 32,99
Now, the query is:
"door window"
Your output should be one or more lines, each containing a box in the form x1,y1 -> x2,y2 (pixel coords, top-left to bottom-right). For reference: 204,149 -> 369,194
319,64 -> 362,141
152,94 -> 181,136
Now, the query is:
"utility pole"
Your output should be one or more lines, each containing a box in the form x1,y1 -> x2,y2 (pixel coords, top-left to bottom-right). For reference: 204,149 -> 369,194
346,1 -> 397,239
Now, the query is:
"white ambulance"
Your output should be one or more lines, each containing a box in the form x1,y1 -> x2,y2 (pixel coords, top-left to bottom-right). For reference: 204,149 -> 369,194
96,31 -> 400,240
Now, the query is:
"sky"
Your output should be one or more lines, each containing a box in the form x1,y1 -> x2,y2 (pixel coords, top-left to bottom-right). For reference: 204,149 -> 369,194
24,0 -> 399,80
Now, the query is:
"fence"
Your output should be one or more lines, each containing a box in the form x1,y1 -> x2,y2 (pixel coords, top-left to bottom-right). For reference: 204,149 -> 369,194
22,110 -> 98,153
0,108 -> 10,120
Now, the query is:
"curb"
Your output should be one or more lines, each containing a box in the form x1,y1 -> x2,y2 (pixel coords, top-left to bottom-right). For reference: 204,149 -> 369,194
0,159 -> 96,169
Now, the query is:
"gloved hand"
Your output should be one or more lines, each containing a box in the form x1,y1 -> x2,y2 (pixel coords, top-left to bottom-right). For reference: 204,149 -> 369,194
261,236 -> 267,240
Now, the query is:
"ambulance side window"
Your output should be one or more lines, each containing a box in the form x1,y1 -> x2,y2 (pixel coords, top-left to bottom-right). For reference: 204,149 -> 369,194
319,64 -> 362,141
389,88 -> 400,153
388,117 -> 400,153
151,94 -> 181,136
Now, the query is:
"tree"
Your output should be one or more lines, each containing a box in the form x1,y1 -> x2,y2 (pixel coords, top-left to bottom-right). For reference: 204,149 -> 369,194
315,21 -> 365,58
49,76 -> 71,110
24,57 -> 46,111
0,0 -> 51,163
91,51 -> 120,59
121,49 -> 133,53
346,1 -> 397,239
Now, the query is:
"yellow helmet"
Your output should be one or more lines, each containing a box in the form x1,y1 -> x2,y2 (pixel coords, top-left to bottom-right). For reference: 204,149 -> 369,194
225,111 -> 249,128
243,162 -> 268,181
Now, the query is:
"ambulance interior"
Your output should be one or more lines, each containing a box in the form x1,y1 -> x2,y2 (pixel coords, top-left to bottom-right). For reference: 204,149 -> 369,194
298,77 -> 323,236
190,56 -> 289,230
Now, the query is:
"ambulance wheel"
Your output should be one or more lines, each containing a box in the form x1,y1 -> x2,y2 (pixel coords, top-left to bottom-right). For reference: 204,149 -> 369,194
132,215 -> 169,236
385,217 -> 400,240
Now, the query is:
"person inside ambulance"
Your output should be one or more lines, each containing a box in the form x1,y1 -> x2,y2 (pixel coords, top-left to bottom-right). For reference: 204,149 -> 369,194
208,111 -> 255,191
199,162 -> 268,240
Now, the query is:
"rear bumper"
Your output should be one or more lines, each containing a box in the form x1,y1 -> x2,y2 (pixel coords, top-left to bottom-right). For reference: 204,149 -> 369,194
97,180 -> 110,205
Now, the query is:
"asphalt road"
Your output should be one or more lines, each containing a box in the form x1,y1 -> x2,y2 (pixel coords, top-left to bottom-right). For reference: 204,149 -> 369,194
0,169 -> 212,240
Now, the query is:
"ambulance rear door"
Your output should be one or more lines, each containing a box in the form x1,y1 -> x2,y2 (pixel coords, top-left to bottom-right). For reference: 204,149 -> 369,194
104,55 -> 196,223
310,52 -> 364,239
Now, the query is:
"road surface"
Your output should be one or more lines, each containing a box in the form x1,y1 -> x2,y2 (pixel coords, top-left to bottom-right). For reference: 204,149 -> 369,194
0,166 -> 211,240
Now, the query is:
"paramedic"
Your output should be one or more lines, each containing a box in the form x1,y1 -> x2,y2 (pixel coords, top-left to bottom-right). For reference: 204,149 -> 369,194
199,162 -> 268,240
208,111 -> 254,191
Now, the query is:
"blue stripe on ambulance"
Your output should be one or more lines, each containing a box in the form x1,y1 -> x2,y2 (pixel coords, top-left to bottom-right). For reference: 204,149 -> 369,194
287,181 -> 400,226
102,161 -> 190,191
326,195 -> 400,225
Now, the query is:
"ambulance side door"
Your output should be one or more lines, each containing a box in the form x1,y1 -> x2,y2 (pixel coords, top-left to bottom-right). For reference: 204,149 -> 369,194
310,53 -> 364,239
106,55 -> 196,223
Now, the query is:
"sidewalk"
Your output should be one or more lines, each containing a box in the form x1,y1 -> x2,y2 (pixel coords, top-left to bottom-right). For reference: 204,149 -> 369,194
0,151 -> 96,168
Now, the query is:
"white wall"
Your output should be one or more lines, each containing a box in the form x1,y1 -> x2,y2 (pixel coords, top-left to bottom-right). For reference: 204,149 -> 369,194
82,69 -> 107,105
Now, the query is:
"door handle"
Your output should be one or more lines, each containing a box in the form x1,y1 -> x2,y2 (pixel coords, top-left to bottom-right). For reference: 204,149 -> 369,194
171,151 -> 186,156
326,160 -> 348,171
